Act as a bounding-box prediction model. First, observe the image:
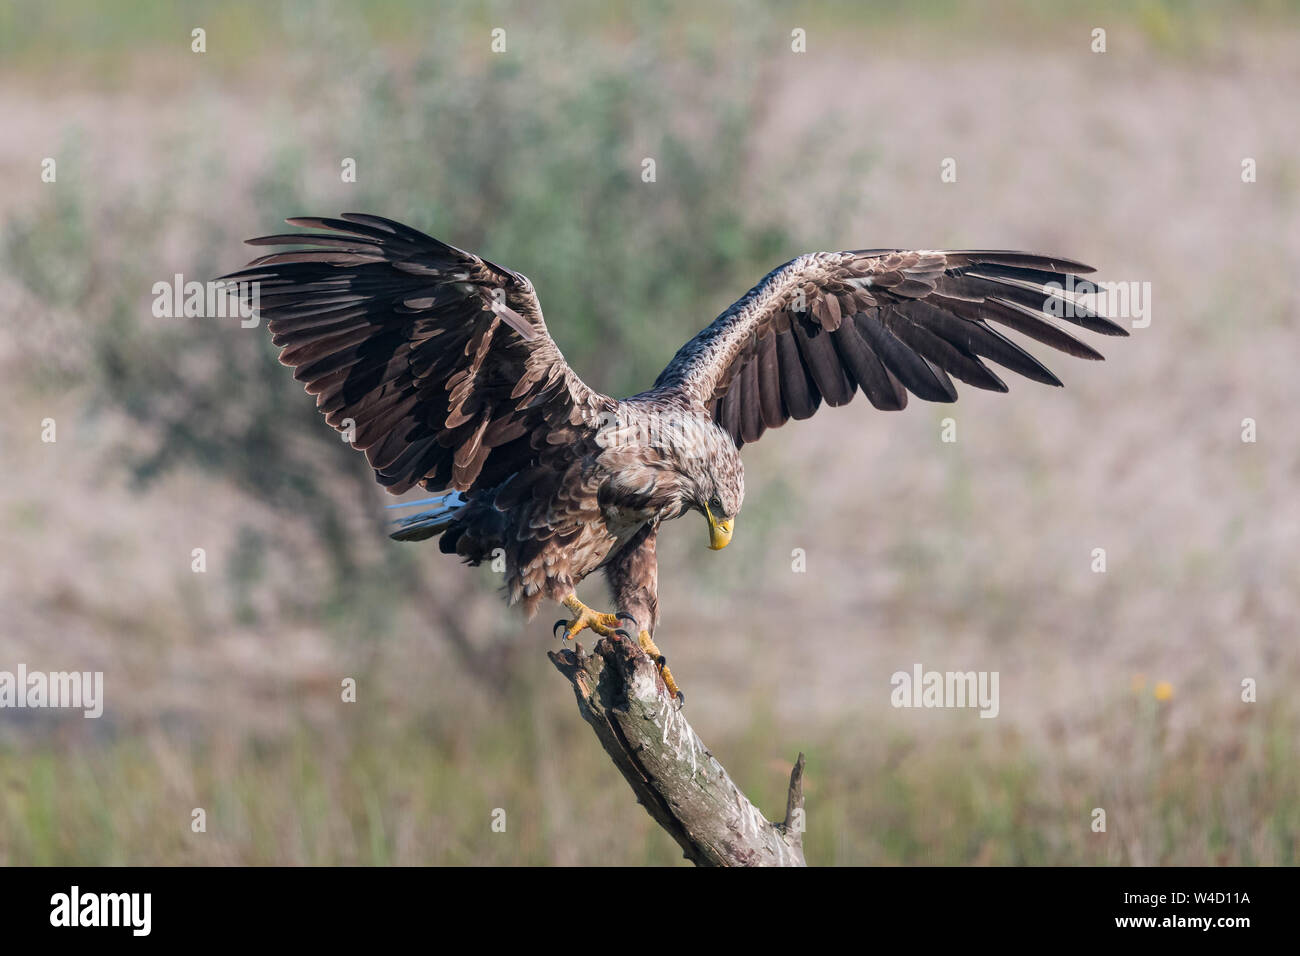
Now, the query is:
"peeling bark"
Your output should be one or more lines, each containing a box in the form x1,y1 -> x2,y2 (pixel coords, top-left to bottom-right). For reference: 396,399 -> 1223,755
549,634 -> 807,867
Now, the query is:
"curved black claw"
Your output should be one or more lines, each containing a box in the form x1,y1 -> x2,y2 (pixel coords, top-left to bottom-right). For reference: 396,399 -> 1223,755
613,628 -> 632,641
616,611 -> 638,626
553,619 -> 569,638
655,655 -> 667,667
675,690 -> 686,707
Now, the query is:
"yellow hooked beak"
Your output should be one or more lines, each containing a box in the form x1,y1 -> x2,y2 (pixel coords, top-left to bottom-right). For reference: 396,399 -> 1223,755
705,504 -> 734,551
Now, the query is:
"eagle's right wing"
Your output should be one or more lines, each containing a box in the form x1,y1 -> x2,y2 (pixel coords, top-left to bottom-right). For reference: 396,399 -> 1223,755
222,213 -> 613,494
654,249 -> 1127,447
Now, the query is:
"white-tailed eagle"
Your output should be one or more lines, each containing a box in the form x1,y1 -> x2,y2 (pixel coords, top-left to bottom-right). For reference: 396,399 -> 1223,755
224,213 -> 1125,700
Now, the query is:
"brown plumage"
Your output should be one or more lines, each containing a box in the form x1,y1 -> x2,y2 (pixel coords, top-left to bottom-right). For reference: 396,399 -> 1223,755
656,249 -> 1126,446
222,214 -> 1125,683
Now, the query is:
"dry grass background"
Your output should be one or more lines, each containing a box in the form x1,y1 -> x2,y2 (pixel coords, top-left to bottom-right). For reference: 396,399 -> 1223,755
0,0 -> 1297,865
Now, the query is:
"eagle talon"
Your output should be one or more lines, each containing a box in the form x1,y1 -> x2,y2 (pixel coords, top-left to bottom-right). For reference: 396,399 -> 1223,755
553,619 -> 569,639
631,628 -> 683,702
613,628 -> 632,640
556,593 -> 621,641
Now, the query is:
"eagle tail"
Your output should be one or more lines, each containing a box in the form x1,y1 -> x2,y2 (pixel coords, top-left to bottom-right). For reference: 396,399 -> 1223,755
388,491 -> 467,542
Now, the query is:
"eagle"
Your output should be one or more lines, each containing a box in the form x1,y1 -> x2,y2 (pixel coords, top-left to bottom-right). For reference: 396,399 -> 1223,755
223,213 -> 1125,701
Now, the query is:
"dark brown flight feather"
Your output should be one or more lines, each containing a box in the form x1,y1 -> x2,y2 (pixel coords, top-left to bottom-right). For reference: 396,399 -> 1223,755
655,248 -> 1126,447
221,213 -> 611,496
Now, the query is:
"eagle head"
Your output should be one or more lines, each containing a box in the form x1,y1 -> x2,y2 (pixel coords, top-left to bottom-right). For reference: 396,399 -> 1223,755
678,418 -> 744,551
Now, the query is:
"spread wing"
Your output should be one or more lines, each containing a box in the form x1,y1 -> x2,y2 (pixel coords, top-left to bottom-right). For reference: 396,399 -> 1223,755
221,213 -> 612,494
654,250 -> 1128,447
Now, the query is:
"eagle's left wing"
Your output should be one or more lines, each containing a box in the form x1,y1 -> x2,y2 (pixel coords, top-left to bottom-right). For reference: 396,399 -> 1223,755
654,250 -> 1127,447
220,214 -> 613,494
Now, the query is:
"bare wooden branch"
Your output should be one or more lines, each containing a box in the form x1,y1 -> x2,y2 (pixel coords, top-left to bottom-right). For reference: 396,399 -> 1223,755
549,634 -> 807,867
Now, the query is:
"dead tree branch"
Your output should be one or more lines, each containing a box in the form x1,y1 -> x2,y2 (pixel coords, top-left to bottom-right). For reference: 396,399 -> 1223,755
549,634 -> 806,866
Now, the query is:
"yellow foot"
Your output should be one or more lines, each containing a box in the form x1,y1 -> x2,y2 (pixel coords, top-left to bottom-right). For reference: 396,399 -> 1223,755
553,593 -> 622,641
613,625 -> 684,705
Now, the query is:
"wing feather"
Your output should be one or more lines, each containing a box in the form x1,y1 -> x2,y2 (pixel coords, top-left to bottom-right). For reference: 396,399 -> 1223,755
220,214 -> 611,494
655,249 -> 1124,447
832,317 -> 907,410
